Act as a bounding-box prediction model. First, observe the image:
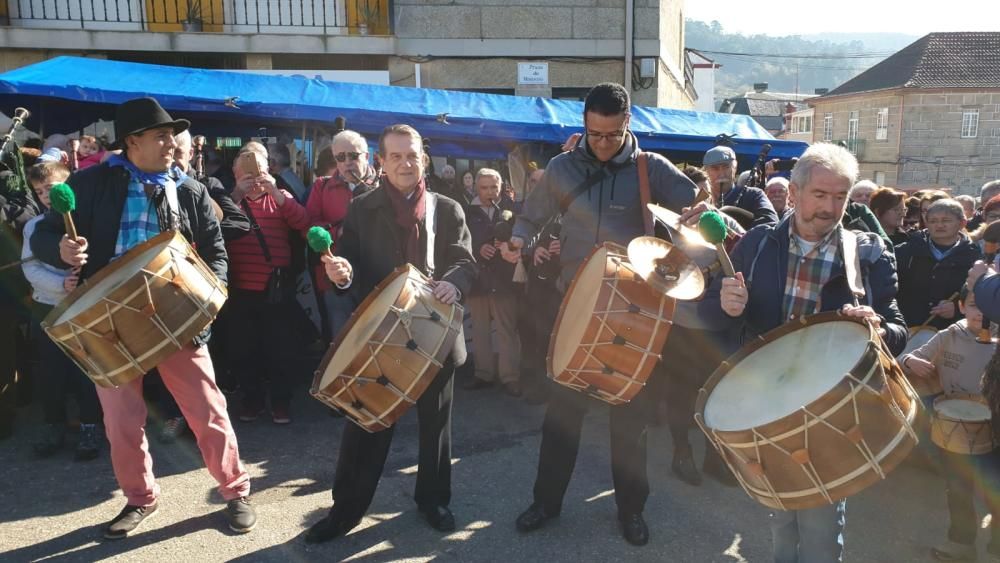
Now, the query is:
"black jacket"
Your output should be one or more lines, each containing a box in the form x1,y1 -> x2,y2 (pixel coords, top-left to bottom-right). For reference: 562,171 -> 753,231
31,163 -> 228,285
466,198 -> 518,296
336,187 -> 476,302
203,176 -> 250,242
895,231 -> 981,329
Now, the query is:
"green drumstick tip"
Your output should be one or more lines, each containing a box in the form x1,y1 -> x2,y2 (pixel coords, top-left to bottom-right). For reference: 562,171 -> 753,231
307,226 -> 333,253
49,182 -> 76,214
698,210 -> 728,245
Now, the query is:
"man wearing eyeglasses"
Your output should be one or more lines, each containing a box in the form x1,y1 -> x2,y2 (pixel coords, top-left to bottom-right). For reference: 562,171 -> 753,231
508,82 -> 699,546
305,130 -> 379,338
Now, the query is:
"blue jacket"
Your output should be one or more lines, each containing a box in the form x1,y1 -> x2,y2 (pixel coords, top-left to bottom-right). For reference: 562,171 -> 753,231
721,184 -> 778,228
974,272 -> 1000,321
698,216 -> 908,356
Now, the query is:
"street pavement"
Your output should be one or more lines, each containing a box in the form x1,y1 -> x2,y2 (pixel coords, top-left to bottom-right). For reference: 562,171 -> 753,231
0,374 -> 978,562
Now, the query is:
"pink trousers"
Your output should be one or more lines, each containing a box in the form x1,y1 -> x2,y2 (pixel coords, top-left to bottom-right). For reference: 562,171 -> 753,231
96,345 -> 250,507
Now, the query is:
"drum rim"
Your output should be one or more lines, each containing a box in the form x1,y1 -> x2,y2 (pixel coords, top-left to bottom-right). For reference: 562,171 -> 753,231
932,392 -> 992,422
42,230 -> 186,330
695,311 -> 878,432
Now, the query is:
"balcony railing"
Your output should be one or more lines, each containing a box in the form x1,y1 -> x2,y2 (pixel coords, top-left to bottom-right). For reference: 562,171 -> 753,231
1,0 -> 391,35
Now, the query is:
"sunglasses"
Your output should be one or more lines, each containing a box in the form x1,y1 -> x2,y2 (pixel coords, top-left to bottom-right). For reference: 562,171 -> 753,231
334,151 -> 362,162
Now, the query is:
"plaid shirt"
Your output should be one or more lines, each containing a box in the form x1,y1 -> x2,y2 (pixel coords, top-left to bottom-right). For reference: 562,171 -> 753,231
782,223 -> 841,321
114,177 -> 162,257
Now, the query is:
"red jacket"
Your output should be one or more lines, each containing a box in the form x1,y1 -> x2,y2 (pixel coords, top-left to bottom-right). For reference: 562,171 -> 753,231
226,190 -> 309,291
305,173 -> 373,291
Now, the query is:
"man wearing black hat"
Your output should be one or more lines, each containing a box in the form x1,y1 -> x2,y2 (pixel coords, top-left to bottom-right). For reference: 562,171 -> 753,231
30,97 -> 256,539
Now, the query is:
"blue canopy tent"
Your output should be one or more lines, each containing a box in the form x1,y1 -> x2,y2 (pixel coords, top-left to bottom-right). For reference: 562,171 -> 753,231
0,56 -> 807,162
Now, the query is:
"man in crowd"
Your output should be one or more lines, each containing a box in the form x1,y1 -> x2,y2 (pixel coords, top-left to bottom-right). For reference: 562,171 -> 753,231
766,176 -> 792,220
701,145 -> 778,227
463,168 -> 522,396
30,97 -> 256,539
509,83 -> 698,546
849,179 -> 877,206
306,124 -> 476,544
968,179 -> 1000,231
700,142 -> 907,562
268,143 -> 307,203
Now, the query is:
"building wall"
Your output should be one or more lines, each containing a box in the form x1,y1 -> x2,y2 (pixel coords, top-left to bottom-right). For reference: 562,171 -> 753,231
810,92 -> 904,186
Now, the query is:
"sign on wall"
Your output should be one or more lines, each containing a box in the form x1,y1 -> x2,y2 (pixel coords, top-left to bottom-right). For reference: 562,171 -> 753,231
517,62 -> 549,86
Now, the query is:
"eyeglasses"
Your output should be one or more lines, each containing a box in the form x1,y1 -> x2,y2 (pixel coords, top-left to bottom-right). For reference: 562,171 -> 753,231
587,129 -> 627,143
334,152 -> 362,162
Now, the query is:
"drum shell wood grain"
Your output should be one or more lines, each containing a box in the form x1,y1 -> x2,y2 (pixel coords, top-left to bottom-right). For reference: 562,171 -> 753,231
310,265 -> 462,432
931,393 -> 996,455
696,313 -> 919,511
42,231 -> 227,388
547,242 -> 675,405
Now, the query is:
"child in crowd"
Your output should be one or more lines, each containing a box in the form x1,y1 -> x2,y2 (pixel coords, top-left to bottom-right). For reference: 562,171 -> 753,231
902,290 -> 1000,561
75,135 -> 106,170
21,161 -> 102,461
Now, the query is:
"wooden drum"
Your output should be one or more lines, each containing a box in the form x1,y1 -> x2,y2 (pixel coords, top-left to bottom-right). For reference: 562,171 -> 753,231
695,312 -> 919,511
547,242 -> 675,405
43,231 -> 227,388
931,394 -> 996,455
310,265 -> 463,432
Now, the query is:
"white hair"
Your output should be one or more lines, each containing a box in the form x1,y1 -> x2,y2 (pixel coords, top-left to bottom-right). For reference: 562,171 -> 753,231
955,194 -> 975,206
790,143 -> 859,190
475,167 -> 502,185
441,164 -> 456,175
765,177 -> 789,190
926,198 -> 965,221
981,180 -> 1000,201
174,129 -> 192,150
331,129 -> 367,151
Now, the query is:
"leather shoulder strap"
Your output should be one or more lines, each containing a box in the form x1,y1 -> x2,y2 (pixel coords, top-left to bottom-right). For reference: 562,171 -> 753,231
637,152 -> 653,236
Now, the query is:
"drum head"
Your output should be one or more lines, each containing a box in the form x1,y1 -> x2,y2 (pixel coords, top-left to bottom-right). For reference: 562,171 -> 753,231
936,397 -> 991,421
626,236 -> 706,300
899,326 -> 937,359
317,270 -> 410,389
551,245 -> 610,376
704,320 -> 870,431
54,238 -> 173,325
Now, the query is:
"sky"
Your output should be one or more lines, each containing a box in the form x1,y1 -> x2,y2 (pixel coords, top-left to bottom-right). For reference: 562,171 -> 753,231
684,0 -> 999,36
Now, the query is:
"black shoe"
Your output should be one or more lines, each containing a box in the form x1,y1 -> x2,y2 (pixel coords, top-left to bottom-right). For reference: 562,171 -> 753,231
104,503 -> 158,540
74,424 -> 100,462
463,378 -> 494,391
225,497 -> 257,533
33,423 -> 65,458
672,455 -> 702,486
515,503 -> 558,533
619,513 -> 649,546
419,505 -> 455,532
305,513 -> 361,544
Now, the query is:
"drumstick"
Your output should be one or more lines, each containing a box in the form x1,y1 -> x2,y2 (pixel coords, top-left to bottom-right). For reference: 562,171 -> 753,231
307,226 -> 334,259
698,210 -> 735,277
0,255 -> 38,272
49,182 -> 79,241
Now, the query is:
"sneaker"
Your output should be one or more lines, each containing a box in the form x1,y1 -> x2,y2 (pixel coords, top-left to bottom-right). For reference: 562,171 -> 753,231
239,401 -> 265,423
33,423 -> 65,458
931,539 -> 976,561
104,503 -> 158,540
271,404 -> 291,425
158,417 -> 188,444
225,497 -> 257,533
75,424 -> 101,462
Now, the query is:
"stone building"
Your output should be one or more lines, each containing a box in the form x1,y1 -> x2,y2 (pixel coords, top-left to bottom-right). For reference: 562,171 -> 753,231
808,32 -> 1000,194
0,0 -> 695,109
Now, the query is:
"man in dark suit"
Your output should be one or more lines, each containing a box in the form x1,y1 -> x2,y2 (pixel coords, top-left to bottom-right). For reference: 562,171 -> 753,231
306,124 -> 476,544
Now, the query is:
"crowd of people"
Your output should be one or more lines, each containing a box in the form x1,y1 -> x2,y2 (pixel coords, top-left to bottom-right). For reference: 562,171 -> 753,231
3,84 -> 1000,562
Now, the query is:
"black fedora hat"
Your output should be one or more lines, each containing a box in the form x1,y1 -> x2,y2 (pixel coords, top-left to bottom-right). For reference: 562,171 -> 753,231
112,97 -> 190,149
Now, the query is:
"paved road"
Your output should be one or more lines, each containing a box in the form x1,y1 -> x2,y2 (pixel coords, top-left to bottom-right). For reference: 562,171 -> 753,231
0,375 -> 978,562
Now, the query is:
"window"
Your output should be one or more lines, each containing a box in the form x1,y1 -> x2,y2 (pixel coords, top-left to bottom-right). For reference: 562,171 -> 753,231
804,115 -> 812,133
847,111 -> 859,154
792,115 -> 812,134
874,171 -> 885,185
962,109 -> 979,138
823,113 -> 833,141
876,108 -> 889,141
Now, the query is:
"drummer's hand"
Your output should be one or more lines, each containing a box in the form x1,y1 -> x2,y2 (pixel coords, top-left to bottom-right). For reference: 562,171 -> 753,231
59,234 -> 88,267
968,260 -> 993,290
841,304 -> 882,332
533,245 -> 551,266
931,300 -> 957,319
680,201 -> 715,227
903,355 -> 936,379
498,242 -> 520,264
432,280 -> 460,305
63,269 -> 80,292
479,243 -> 497,260
321,254 -> 352,286
720,272 -> 747,317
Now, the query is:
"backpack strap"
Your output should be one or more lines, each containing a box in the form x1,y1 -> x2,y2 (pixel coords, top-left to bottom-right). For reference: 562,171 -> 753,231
637,152 -> 654,236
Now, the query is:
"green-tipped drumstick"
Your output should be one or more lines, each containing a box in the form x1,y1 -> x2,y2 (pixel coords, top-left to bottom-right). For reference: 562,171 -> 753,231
49,182 -> 79,241
698,210 -> 736,278
307,226 -> 334,259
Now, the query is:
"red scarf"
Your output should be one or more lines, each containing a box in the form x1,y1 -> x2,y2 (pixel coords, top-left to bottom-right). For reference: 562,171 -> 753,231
383,176 -> 427,265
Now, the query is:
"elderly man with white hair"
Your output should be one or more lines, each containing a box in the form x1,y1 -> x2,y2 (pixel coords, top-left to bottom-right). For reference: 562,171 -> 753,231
700,142 -> 907,563
848,179 -> 877,206
765,176 -> 792,220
